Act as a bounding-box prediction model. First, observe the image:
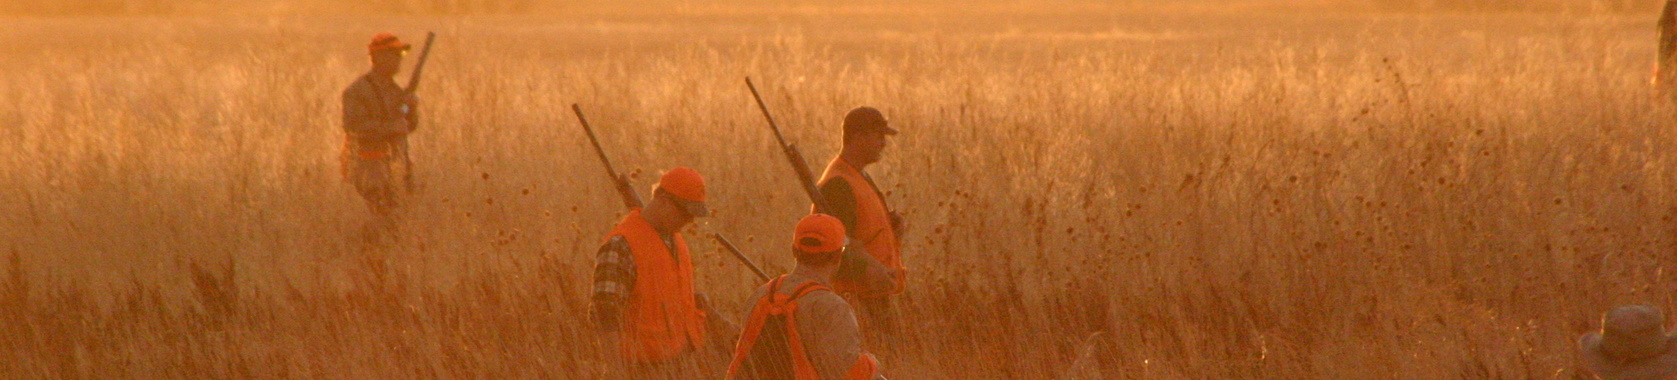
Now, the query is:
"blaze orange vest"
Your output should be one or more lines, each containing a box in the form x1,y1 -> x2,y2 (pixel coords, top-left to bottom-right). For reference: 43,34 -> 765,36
608,210 -> 706,362
726,275 -> 880,380
817,157 -> 905,295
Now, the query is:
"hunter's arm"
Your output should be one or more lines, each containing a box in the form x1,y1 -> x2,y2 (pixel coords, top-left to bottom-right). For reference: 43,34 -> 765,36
798,291 -> 879,380
342,85 -> 371,134
591,236 -> 636,332
822,178 -> 887,285
820,178 -> 861,233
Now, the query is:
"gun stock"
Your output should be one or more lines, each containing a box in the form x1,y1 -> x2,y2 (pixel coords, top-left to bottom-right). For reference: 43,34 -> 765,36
745,77 -> 830,212
571,104 -> 644,210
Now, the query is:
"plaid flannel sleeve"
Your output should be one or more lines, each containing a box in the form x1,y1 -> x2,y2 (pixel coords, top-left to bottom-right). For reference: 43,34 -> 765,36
591,235 -> 636,331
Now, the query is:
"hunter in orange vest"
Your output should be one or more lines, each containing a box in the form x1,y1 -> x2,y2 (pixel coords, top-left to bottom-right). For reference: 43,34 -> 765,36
591,167 -> 717,367
341,33 -> 418,216
816,107 -> 906,331
728,214 -> 885,380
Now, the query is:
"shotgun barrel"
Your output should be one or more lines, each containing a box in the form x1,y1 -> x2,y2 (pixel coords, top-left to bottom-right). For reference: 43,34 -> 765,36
404,32 -> 437,95
571,104 -> 644,210
397,31 -> 435,193
713,233 -> 770,282
745,77 -> 830,212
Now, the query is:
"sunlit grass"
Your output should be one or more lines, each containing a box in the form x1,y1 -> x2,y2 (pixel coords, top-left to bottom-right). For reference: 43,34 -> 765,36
1,4 -> 1673,379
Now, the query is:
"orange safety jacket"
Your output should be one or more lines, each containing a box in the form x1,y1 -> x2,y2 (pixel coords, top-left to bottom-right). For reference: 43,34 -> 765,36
817,158 -> 905,295
608,210 -> 706,362
726,275 -> 880,380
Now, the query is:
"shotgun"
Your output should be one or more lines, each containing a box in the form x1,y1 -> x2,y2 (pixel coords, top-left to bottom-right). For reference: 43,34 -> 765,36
571,104 -> 644,210
744,77 -> 830,212
571,105 -> 767,281
398,31 -> 435,193
404,31 -> 437,99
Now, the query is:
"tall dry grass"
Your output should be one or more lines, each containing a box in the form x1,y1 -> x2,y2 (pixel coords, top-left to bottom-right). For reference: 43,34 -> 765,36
0,0 -> 1659,16
1,4 -> 1675,379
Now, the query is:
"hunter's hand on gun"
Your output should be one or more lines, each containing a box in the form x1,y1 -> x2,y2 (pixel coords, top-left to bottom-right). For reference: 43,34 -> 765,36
402,94 -> 420,132
614,173 -> 639,208
572,104 -> 646,210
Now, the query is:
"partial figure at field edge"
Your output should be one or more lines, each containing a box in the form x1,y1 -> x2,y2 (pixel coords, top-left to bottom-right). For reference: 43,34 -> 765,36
340,32 -> 427,217
1579,305 -> 1677,380
1656,0 -> 1677,97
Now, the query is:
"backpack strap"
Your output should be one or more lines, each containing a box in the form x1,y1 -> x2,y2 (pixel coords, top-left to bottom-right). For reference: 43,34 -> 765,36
725,276 -> 832,380
779,281 -> 828,380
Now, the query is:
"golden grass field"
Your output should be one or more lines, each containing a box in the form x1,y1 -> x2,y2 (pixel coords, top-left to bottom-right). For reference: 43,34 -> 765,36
4,1 -> 1677,378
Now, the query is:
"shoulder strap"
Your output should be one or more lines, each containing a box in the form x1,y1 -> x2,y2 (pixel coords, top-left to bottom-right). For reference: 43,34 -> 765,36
780,281 -> 826,380
725,276 -> 831,380
785,280 -> 829,301
727,275 -> 788,379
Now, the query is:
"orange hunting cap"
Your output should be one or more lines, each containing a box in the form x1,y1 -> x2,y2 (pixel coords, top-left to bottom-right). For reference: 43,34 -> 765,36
368,33 -> 411,54
794,213 -> 846,255
657,167 -> 709,217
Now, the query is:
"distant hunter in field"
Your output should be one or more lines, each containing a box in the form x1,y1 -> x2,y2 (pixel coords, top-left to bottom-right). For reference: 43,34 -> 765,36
341,33 -> 419,216
591,167 -> 727,376
726,213 -> 885,380
1657,0 -> 1677,95
1579,305 -> 1677,380
817,107 -> 907,333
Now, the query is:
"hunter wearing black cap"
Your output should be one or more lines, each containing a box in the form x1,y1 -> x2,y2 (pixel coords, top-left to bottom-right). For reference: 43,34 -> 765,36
815,106 -> 906,333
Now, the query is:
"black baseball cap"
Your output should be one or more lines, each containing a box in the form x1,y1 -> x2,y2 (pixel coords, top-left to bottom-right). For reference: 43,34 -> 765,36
842,107 -> 898,136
